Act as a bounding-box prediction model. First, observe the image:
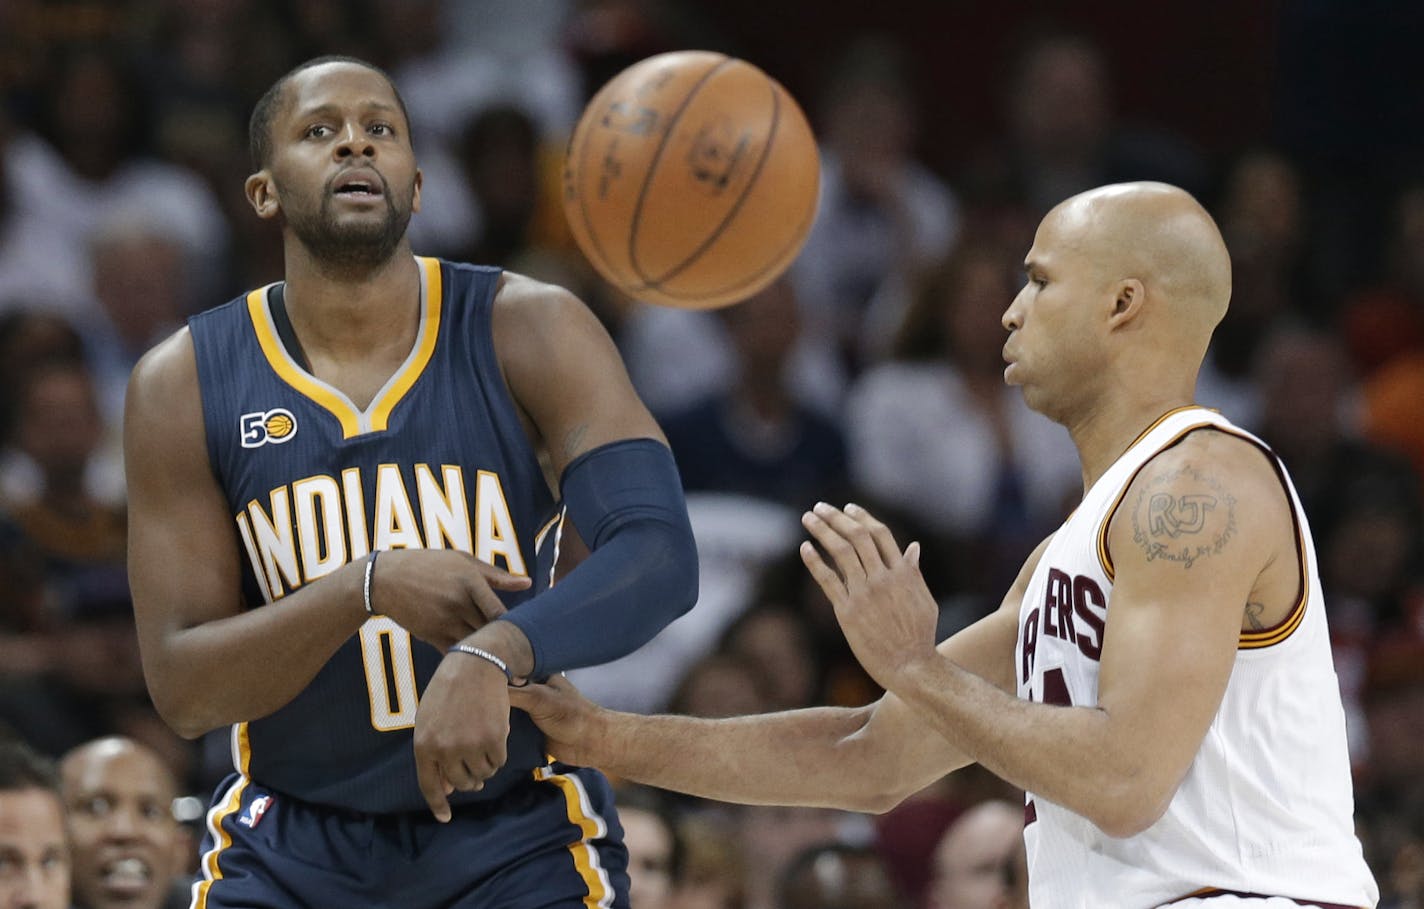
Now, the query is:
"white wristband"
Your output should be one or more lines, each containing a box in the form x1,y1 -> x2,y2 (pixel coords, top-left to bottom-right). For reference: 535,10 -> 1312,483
362,551 -> 381,616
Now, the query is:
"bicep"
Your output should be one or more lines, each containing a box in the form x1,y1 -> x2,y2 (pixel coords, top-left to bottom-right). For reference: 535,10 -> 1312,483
1097,442 -> 1275,780
125,335 -> 244,662
495,279 -> 665,475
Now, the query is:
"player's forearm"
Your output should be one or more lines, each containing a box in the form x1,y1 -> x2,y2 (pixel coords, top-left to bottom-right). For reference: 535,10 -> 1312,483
586,706 -> 903,813
142,561 -> 369,738
503,439 -> 698,676
892,657 -> 1167,837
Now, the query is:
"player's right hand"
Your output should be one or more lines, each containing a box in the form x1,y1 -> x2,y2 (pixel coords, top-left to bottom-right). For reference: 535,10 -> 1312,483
365,550 -> 531,650
507,674 -> 604,767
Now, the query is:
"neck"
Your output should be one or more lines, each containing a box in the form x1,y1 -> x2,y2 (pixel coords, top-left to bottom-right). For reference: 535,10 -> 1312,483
1063,381 -> 1197,491
281,240 -> 420,359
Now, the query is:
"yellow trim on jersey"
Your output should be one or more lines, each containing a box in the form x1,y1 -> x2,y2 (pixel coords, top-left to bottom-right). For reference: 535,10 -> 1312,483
1238,506 -> 1310,650
247,287 -> 362,437
535,766 -> 613,908
533,511 -> 563,553
370,256 -> 443,432
1096,417 -> 1220,580
1091,414 -> 1311,650
244,256 -> 443,439
192,774 -> 249,909
235,722 -> 250,775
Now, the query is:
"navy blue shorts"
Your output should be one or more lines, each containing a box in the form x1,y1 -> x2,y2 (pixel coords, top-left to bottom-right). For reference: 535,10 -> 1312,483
188,764 -> 630,909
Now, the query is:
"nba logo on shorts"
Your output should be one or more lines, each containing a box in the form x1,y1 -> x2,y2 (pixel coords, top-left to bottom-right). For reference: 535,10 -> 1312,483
238,795 -> 273,828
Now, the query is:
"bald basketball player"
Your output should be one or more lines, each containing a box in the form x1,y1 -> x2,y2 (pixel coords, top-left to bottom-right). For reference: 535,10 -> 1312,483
514,183 -> 1380,908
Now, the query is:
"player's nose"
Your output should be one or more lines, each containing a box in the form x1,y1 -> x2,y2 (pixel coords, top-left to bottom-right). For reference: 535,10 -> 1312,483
333,122 -> 375,159
1002,292 -> 1024,332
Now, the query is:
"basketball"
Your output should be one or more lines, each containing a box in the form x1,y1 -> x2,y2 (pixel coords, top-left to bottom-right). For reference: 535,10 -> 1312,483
562,51 -> 821,310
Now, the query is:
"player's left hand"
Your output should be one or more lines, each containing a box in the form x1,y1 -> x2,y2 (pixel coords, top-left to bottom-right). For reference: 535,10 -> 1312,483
413,651 -> 511,823
800,502 -> 939,691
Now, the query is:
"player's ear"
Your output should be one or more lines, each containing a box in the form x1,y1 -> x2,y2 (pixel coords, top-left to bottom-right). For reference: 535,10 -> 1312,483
1107,277 -> 1146,329
411,167 -> 423,215
245,170 -> 281,220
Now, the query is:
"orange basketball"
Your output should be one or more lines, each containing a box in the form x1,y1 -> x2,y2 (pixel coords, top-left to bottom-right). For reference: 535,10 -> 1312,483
562,51 -> 821,309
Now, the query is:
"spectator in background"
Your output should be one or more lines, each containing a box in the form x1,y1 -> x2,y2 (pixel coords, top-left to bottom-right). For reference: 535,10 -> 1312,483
673,813 -> 746,909
1364,352 -> 1424,483
1341,181 -> 1424,380
81,215 -> 195,435
0,361 -> 168,767
613,784 -> 681,909
963,30 -> 1206,225
0,740 -> 69,909
718,605 -> 821,711
136,0 -> 293,291
668,652 -> 774,721
737,805 -> 865,909
660,279 -> 849,509
925,800 -> 1021,909
4,46 -> 229,300
844,243 -> 1079,601
1198,151 -> 1311,424
1250,328 -> 1424,769
456,104 -> 541,266
1258,327 -> 1424,660
777,843 -> 899,909
872,766 -> 1022,908
791,35 -> 960,370
1252,328 -> 1421,574
60,738 -> 188,909
0,108 -> 91,318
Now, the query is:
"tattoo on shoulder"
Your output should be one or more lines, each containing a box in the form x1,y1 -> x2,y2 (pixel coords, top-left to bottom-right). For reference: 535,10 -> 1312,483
1129,465 -> 1237,569
562,424 -> 589,460
1244,601 -> 1266,631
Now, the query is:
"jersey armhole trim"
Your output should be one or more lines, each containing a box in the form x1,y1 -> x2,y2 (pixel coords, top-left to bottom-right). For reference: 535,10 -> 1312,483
1096,423 -> 1308,649
1096,420 -> 1220,580
1232,432 -> 1309,650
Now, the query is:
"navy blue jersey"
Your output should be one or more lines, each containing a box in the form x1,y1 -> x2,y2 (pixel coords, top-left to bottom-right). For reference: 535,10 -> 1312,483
189,257 -> 562,813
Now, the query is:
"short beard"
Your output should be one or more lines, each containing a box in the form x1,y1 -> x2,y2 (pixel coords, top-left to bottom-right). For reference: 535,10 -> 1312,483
286,186 -> 413,272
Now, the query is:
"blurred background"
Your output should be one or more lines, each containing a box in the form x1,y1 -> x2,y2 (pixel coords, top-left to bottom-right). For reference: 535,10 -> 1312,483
0,1 -> 1421,906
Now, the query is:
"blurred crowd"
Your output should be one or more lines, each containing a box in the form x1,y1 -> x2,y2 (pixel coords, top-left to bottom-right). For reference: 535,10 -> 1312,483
0,1 -> 1421,907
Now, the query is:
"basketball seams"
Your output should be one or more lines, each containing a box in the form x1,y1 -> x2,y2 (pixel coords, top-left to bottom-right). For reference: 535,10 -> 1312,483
570,93 -> 624,290
564,51 -> 819,310
659,148 -> 819,306
626,55 -> 734,284
642,70 -> 782,288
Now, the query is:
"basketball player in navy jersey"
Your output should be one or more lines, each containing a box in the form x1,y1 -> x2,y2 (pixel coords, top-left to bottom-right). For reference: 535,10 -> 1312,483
123,56 -> 698,908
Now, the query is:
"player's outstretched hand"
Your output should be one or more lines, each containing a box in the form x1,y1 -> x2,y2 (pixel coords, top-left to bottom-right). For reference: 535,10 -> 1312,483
413,650 -> 512,823
799,502 -> 939,691
508,674 -> 604,767
368,550 -> 531,650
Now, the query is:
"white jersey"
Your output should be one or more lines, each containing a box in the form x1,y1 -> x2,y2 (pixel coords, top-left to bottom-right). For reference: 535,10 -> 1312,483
1015,407 -> 1377,909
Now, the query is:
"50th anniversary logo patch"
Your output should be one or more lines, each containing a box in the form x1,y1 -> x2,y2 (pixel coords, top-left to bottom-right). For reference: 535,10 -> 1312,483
240,408 -> 298,448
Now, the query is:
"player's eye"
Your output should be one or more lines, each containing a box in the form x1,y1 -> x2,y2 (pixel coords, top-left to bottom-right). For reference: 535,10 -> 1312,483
369,123 -> 393,136
305,124 -> 331,139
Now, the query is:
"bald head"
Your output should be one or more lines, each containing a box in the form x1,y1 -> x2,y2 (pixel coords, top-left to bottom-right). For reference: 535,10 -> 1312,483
61,738 -> 183,909
1050,182 -> 1232,340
